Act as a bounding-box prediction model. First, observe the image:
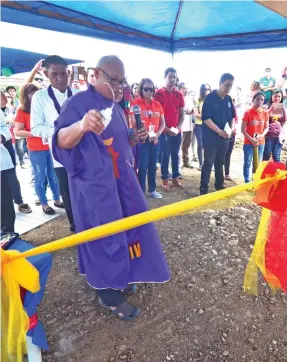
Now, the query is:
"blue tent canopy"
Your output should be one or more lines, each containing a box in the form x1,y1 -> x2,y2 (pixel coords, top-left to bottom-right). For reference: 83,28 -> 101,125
1,47 -> 82,74
2,1 -> 287,53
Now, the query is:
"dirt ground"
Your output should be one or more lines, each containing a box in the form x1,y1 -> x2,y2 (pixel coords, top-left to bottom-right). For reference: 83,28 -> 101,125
22,147 -> 287,362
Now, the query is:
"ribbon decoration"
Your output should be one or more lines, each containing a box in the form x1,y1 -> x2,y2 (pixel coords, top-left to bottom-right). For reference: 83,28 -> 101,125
1,249 -> 40,362
244,161 -> 287,295
1,161 -> 287,361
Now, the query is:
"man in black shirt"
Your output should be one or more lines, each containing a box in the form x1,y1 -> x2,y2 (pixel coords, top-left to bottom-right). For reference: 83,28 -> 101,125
200,73 -> 235,195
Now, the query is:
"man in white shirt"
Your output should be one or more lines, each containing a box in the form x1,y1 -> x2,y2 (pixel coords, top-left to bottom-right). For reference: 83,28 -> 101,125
1,91 -> 16,232
178,82 -> 194,168
31,55 -> 75,231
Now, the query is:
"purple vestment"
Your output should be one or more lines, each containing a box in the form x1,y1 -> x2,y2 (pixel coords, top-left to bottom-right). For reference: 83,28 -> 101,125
52,86 -> 170,289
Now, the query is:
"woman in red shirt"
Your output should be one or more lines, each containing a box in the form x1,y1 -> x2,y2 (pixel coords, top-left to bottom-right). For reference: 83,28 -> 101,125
14,83 -> 64,215
263,89 -> 286,162
241,91 -> 269,182
131,78 -> 165,198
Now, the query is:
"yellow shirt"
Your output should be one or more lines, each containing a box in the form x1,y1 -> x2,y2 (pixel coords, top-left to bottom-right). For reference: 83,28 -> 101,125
194,99 -> 203,125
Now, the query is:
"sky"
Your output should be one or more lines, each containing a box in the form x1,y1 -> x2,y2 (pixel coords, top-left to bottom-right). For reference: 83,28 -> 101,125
1,22 -> 286,96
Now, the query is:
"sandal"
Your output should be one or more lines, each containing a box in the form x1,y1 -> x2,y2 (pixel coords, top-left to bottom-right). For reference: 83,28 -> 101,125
162,180 -> 171,192
172,178 -> 184,188
98,298 -> 141,321
42,206 -> 56,215
54,201 -> 65,209
126,284 -> 138,295
18,203 -> 32,214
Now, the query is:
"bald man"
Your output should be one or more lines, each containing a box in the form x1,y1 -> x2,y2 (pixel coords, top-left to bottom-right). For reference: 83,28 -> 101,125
52,56 -> 170,321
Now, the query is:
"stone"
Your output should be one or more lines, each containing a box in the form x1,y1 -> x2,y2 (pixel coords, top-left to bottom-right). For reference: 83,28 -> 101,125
228,239 -> 239,246
248,338 -> 255,345
118,345 -> 127,354
223,350 -> 229,357
210,219 -> 217,226
198,309 -> 204,315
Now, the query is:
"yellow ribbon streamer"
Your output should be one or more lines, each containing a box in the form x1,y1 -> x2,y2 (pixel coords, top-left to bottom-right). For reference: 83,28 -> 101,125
1,168 -> 286,361
1,249 -> 40,362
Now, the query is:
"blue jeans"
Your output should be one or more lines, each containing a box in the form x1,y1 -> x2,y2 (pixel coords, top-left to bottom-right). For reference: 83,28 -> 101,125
157,136 -> 164,164
138,140 -> 159,193
29,150 -> 60,205
160,133 -> 182,180
263,137 -> 282,162
243,144 -> 264,182
194,125 -> 203,167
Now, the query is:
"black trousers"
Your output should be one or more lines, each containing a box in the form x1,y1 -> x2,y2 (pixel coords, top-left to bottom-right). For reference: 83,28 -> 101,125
5,167 -> 23,205
55,167 -> 75,231
200,138 -> 229,194
224,135 -> 235,176
1,170 -> 16,232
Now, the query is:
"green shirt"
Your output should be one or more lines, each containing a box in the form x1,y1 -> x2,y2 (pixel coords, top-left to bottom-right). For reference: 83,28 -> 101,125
260,76 -> 276,102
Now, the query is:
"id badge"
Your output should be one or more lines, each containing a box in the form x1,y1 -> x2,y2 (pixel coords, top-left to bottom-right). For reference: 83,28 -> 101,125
148,124 -> 156,138
170,126 -> 179,135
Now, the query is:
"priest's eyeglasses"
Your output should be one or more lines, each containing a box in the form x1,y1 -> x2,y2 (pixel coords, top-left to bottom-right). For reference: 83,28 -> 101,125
99,68 -> 128,88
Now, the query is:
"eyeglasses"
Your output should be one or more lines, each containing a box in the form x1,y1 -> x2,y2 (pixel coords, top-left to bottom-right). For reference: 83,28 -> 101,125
205,88 -> 211,91
99,68 -> 127,88
143,87 -> 154,93
35,77 -> 43,82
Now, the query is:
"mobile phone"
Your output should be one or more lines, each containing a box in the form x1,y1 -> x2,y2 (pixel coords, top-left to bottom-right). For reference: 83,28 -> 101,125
1,232 -> 19,250
71,66 -> 87,81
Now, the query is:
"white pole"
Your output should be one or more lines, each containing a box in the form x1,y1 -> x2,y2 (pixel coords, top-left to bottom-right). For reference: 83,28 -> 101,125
26,336 -> 42,362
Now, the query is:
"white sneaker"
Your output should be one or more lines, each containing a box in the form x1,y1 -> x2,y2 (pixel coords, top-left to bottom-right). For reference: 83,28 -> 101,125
149,191 -> 163,199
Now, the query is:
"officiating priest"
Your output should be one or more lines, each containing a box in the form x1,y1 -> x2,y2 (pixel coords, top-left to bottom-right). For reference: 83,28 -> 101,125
52,55 -> 170,321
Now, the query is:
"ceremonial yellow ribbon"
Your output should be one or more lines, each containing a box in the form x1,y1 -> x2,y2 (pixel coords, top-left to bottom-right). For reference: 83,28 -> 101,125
3,171 -> 286,263
1,249 -> 40,362
1,167 -> 287,361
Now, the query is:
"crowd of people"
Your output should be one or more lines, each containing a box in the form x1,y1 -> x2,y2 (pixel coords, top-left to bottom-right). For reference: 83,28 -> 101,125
1,55 -> 287,319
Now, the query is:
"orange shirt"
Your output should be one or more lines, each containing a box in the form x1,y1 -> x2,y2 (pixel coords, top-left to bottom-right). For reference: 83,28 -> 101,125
130,98 -> 164,133
15,109 -> 49,151
242,107 -> 269,145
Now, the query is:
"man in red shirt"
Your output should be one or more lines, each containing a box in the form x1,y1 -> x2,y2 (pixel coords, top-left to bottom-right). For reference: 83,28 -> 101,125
155,68 -> 185,191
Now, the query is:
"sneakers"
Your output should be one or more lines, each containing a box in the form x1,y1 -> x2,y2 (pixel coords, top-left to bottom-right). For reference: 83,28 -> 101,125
172,178 -> 184,188
215,185 -> 226,191
200,188 -> 208,195
198,165 -> 202,171
183,163 -> 193,169
224,175 -> 234,182
149,191 -> 163,199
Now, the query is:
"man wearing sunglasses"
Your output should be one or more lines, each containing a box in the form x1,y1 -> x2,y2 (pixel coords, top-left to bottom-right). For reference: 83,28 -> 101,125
200,73 -> 236,195
52,55 -> 170,321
